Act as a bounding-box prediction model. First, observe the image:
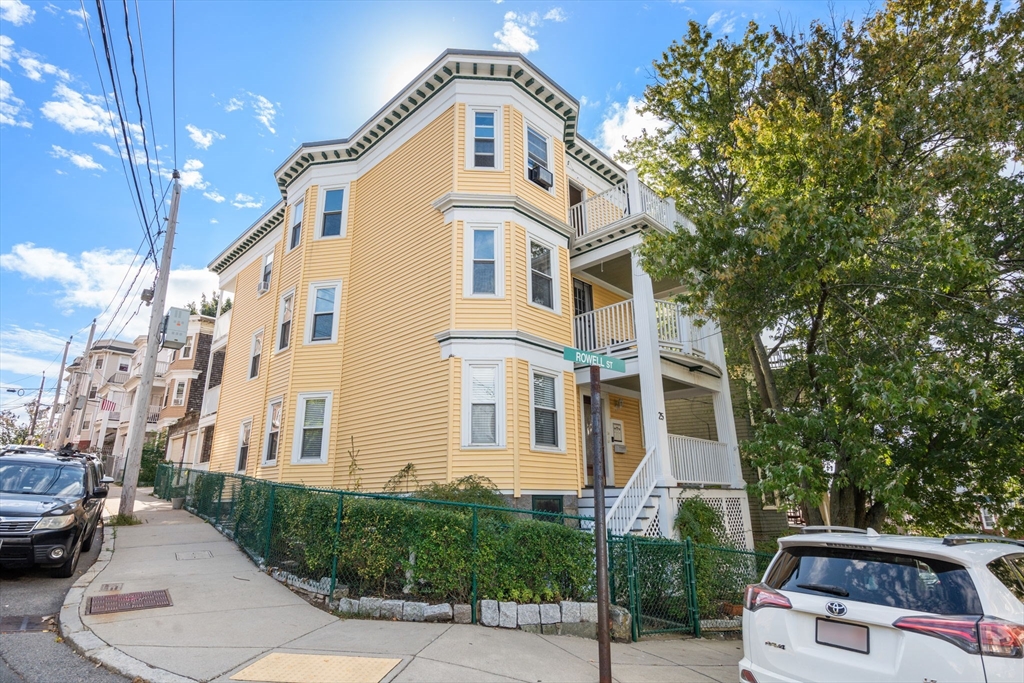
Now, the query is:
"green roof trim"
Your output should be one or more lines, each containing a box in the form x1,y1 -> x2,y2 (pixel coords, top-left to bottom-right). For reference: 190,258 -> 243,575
209,206 -> 286,274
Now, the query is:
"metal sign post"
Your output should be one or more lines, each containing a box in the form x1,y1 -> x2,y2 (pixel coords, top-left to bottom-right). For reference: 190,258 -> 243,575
564,345 -> 618,683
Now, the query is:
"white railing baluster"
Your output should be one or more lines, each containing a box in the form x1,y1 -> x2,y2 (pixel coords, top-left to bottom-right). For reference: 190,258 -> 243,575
605,446 -> 659,536
668,434 -> 731,485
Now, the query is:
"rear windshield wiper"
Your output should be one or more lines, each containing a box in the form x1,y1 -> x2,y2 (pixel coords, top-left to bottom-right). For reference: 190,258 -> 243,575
797,583 -> 849,597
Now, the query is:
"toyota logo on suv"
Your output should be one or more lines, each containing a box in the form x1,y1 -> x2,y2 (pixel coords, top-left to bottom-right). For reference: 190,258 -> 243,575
825,601 -> 848,617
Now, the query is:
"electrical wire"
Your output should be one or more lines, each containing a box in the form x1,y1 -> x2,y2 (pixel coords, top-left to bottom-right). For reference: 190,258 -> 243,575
132,0 -> 169,205
172,0 -> 177,170
121,0 -> 162,226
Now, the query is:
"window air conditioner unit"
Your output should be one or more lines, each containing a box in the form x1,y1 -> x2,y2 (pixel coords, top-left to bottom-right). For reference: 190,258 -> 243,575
529,164 -> 553,189
257,280 -> 270,295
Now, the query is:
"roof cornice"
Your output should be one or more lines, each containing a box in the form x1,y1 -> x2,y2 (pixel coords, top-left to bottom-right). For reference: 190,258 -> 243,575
431,192 -> 573,240
208,202 -> 286,274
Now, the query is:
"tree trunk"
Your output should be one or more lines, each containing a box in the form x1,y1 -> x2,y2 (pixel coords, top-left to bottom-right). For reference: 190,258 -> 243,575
752,333 -> 783,411
748,344 -> 773,414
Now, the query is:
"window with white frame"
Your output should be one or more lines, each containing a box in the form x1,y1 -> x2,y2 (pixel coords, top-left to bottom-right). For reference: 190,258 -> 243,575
260,252 -> 274,292
293,392 -> 331,463
172,381 -> 186,406
289,199 -> 304,250
321,188 -> 345,237
264,399 -> 282,465
472,228 -> 496,295
236,420 -> 252,472
473,110 -> 496,168
118,360 -> 130,372
249,330 -> 263,379
181,336 -> 193,360
278,292 -> 294,351
307,282 -> 340,344
464,362 -> 503,447
980,507 -> 997,530
527,126 -> 549,171
95,357 -> 103,369
532,371 -> 559,448
529,240 -> 554,309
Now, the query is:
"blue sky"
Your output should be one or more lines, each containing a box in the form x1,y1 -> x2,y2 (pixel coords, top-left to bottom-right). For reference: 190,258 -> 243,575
0,0 -> 870,419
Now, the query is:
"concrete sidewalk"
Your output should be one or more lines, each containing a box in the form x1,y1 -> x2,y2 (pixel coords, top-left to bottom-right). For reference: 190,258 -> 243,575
61,489 -> 741,683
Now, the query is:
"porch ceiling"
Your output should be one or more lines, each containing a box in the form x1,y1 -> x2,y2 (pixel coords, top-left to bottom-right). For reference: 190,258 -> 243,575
601,373 -> 712,397
580,253 -> 681,297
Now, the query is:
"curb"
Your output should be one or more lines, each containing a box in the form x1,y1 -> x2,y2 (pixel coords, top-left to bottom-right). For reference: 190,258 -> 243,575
59,515 -> 196,683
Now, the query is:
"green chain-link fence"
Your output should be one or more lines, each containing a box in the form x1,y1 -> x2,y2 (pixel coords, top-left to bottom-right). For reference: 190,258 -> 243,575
153,464 -> 773,639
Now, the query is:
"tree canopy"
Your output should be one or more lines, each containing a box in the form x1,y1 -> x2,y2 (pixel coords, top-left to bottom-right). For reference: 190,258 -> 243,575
622,0 -> 1023,533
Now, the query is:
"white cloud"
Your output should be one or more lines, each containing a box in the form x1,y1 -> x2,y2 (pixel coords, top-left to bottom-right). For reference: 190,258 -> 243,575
224,97 -> 243,112
0,35 -> 13,70
209,219 -> 218,224
50,144 -> 105,171
544,8 -> 567,22
0,78 -> 31,128
92,142 -> 115,156
707,10 -> 738,33
0,0 -> 35,26
66,7 -> 88,21
166,158 -> 208,190
203,190 -> 225,203
40,83 -> 115,136
0,242 -> 218,340
17,53 -> 70,82
494,11 -> 540,53
596,96 -> 669,157
186,123 -> 225,149
44,3 -> 60,15
55,169 -> 66,175
248,93 -> 276,134
231,193 -> 263,209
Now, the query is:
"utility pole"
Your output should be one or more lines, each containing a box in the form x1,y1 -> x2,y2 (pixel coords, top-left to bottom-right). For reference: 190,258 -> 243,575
46,337 -> 72,448
120,171 -> 180,517
57,320 -> 95,449
28,373 -> 46,442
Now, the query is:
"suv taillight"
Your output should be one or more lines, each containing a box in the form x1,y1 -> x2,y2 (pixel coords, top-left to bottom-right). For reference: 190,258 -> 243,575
979,617 -> 1024,658
744,583 -> 792,612
894,615 -> 982,654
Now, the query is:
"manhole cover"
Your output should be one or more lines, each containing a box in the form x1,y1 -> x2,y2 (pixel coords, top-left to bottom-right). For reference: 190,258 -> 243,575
99,583 -> 123,592
0,615 -> 48,633
175,550 -> 213,561
230,653 -> 401,683
87,590 -> 172,615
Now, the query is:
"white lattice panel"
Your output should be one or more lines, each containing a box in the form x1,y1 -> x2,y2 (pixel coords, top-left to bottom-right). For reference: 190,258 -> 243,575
640,509 -> 661,537
678,495 -> 748,548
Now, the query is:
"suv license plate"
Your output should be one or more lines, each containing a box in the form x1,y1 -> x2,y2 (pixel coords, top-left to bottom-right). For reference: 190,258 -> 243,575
816,618 -> 869,654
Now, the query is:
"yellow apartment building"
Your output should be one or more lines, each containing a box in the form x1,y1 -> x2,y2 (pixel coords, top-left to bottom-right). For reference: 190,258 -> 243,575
196,49 -> 752,545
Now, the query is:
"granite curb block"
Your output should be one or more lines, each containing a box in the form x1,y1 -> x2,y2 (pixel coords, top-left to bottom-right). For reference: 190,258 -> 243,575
58,523 -> 197,683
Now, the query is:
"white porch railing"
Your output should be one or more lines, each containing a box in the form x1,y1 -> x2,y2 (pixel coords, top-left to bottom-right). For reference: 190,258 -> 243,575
669,434 -> 731,486
605,446 -> 660,536
131,360 -> 168,378
212,308 -> 231,345
570,177 -> 674,238
654,301 -> 707,358
201,384 -> 220,417
573,299 -> 709,359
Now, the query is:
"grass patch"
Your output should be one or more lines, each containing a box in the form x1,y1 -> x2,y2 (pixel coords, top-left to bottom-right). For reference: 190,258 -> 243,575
107,513 -> 142,526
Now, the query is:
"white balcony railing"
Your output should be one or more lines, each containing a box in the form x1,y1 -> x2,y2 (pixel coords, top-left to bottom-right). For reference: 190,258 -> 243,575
570,176 -> 674,238
130,360 -> 168,378
212,308 -> 231,345
605,446 -> 660,537
201,384 -> 220,417
573,299 -> 709,359
669,434 -> 731,486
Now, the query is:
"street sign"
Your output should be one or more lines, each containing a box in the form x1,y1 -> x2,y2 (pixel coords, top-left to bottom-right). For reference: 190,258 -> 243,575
563,346 -> 626,373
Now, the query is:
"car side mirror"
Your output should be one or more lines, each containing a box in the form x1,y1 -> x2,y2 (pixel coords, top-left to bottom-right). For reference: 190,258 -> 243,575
100,476 -> 114,484
91,487 -> 109,498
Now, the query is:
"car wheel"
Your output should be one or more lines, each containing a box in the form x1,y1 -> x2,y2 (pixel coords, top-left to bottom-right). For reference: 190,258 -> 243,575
81,523 -> 96,552
50,539 -> 81,578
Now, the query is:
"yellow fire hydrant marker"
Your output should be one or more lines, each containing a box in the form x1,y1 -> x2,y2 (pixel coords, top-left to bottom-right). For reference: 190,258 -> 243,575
230,652 -> 402,683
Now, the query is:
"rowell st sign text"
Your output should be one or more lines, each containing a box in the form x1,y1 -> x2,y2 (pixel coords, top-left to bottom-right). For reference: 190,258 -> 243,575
563,347 -> 626,373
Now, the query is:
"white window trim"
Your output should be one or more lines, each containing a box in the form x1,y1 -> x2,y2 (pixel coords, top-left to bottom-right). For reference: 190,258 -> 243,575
275,288 -> 296,354
248,328 -> 264,380
315,184 -> 349,240
181,336 -> 193,360
529,365 -> 565,453
465,105 -> 503,171
463,223 -> 504,299
236,418 -> 253,473
304,281 -> 342,345
171,380 -> 186,407
526,233 -> 561,314
258,253 -> 274,296
262,397 -> 283,466
461,360 -> 506,449
287,199 -> 304,252
523,119 -> 555,194
291,391 -> 333,465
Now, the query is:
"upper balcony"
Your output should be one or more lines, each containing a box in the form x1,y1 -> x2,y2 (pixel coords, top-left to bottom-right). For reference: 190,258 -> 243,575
212,308 -> 231,348
570,171 -> 678,256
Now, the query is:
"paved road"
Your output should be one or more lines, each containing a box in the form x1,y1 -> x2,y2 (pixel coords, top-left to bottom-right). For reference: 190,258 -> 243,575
0,524 -> 129,683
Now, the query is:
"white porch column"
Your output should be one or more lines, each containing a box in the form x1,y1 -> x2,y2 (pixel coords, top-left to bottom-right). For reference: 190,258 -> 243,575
709,324 -> 746,489
626,169 -> 641,216
630,249 -> 675,488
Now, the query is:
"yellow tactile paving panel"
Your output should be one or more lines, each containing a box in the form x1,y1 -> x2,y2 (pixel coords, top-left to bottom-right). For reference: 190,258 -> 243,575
230,652 -> 402,683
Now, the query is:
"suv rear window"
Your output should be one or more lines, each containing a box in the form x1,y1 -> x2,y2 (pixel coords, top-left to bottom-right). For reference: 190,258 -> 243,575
988,554 -> 1024,602
765,545 -> 982,615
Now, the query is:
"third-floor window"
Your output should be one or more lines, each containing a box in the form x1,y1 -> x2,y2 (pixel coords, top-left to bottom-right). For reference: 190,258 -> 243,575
472,228 -> 496,295
321,189 -> 345,237
289,199 -> 304,250
474,111 -> 495,168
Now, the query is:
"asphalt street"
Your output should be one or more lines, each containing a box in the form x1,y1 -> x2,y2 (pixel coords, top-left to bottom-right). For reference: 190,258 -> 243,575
0,524 -> 129,683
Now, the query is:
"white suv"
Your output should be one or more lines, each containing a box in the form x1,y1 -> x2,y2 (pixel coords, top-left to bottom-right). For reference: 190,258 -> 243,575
739,528 -> 1024,682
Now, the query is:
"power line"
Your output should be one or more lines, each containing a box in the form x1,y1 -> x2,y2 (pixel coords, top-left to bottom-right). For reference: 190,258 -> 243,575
172,0 -> 177,169
132,0 -> 169,207
121,0 -> 162,226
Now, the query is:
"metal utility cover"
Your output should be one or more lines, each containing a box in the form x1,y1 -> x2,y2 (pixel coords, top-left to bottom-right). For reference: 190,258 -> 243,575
87,590 -> 172,615
0,615 -> 48,633
99,583 -> 123,592
230,653 -> 401,683
175,550 -> 213,560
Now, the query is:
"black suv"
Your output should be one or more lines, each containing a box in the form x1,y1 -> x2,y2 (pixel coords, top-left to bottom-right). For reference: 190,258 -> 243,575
0,451 -> 112,577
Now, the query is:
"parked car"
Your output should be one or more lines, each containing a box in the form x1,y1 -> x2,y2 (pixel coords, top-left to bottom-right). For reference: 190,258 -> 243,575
0,451 -> 113,577
740,527 -> 1024,683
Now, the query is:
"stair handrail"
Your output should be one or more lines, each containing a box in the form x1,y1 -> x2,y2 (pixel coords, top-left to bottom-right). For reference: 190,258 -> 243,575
604,445 -> 659,536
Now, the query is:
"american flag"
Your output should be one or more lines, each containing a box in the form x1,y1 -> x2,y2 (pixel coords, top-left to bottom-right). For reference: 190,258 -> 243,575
101,397 -> 118,412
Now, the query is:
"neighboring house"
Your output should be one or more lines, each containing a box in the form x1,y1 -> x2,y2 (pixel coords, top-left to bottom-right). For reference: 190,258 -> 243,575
201,49 -> 753,545
107,336 -> 173,478
56,338 -> 136,454
160,315 -> 215,466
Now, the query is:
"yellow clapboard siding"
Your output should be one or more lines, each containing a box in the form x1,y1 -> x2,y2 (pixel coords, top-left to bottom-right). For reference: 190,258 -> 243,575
591,281 -> 627,310
510,223 -> 573,345
607,393 -> 645,486
509,109 -> 568,222
455,104 -> 514,195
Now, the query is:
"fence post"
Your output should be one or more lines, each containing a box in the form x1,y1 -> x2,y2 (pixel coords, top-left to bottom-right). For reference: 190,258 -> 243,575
607,532 -> 616,606
470,507 -> 479,625
329,493 -> 343,599
263,483 -> 276,564
684,537 -> 701,638
626,535 -> 640,642
215,474 -> 225,526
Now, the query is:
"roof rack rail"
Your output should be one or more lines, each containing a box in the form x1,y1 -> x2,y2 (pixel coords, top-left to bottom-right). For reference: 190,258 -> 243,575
942,534 -> 1024,548
799,525 -> 880,536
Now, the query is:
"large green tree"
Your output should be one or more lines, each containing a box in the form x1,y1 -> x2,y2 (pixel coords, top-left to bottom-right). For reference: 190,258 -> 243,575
623,0 -> 1024,532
